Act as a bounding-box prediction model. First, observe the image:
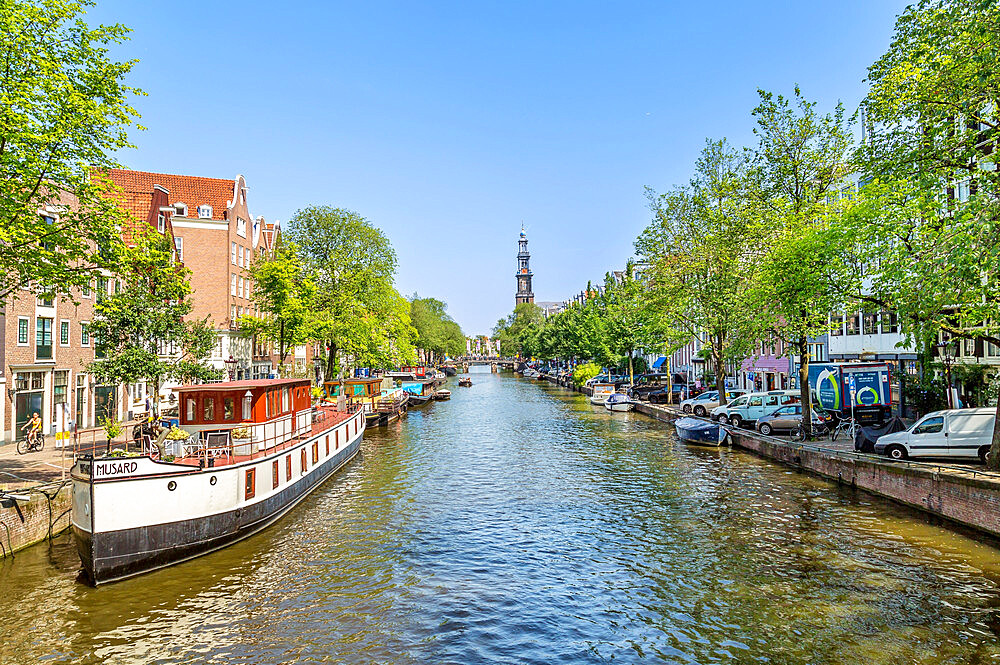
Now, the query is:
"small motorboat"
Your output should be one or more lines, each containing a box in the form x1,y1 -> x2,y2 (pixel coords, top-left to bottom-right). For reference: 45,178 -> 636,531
604,393 -> 636,412
407,392 -> 434,407
434,389 -> 451,401
673,417 -> 724,446
590,383 -> 616,405
458,377 -> 472,387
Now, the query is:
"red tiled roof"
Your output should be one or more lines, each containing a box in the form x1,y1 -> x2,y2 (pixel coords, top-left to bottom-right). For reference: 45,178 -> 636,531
104,168 -> 236,221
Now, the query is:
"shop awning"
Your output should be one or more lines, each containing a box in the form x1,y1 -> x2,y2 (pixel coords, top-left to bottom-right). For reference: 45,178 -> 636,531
651,356 -> 667,369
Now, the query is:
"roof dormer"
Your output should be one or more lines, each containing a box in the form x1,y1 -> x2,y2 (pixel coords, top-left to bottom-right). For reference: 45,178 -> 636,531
197,204 -> 213,219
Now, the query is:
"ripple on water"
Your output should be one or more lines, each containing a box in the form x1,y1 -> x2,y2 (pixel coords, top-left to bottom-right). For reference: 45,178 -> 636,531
3,374 -> 1000,664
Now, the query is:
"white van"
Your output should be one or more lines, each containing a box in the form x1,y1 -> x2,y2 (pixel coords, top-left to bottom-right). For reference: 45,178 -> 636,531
874,407 -> 996,462
711,390 -> 803,428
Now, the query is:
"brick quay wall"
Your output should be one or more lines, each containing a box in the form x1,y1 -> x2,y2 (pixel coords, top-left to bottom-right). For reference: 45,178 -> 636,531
0,482 -> 72,558
537,372 -> 1000,540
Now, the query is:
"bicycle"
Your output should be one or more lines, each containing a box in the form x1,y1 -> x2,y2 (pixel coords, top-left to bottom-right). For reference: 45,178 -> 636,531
16,430 -> 45,455
829,417 -> 860,442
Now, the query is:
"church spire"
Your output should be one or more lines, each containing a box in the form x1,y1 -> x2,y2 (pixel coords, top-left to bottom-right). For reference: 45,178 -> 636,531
515,226 -> 534,306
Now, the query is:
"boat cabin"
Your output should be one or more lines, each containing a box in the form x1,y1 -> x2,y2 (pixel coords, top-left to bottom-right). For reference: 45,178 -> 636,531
172,378 -> 313,454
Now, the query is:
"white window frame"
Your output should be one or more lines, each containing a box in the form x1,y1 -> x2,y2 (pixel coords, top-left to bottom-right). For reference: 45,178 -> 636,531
175,202 -> 187,217
60,318 -> 71,347
17,316 -> 29,345
157,214 -> 165,233
197,204 -> 213,219
81,321 -> 90,347
231,241 -> 237,265
174,236 -> 183,262
231,273 -> 237,296
237,217 -> 247,238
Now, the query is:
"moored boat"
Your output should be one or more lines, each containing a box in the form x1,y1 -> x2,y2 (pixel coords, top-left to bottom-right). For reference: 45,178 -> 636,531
604,393 -> 636,412
673,417 -> 724,446
434,389 -> 451,401
70,378 -> 364,586
590,383 -> 615,405
458,377 -> 472,387
323,378 -> 408,426
401,379 -> 436,407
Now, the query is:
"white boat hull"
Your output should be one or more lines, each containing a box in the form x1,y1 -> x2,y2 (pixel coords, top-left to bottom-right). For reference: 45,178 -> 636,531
71,411 -> 365,585
604,401 -> 636,412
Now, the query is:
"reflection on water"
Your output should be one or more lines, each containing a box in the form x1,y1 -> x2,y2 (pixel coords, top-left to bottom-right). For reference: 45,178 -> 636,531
3,374 -> 1000,664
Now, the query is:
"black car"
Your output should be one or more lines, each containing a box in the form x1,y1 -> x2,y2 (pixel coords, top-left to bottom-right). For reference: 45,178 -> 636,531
647,383 -> 696,405
626,373 -> 684,401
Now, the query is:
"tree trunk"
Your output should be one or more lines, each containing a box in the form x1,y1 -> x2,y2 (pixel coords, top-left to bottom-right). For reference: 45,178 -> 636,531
798,335 -> 811,439
325,340 -> 337,380
714,350 -> 727,406
988,391 -> 1000,470
278,319 -> 288,364
628,354 -> 634,387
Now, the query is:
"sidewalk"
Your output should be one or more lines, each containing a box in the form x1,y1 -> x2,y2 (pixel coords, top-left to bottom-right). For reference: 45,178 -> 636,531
0,440 -> 74,489
0,425 -> 136,490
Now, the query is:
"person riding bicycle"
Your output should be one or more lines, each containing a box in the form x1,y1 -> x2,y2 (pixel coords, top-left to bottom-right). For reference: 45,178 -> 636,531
22,412 -> 42,445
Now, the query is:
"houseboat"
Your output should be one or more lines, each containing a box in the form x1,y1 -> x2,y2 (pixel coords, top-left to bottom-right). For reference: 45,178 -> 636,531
400,379 -> 436,406
322,377 -> 408,426
70,378 -> 365,585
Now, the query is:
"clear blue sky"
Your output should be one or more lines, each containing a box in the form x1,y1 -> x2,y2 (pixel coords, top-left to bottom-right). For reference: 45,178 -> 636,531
91,0 -> 909,335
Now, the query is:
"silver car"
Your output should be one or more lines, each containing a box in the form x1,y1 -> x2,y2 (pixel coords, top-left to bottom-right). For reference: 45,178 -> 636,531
681,389 -> 747,417
755,404 -> 831,436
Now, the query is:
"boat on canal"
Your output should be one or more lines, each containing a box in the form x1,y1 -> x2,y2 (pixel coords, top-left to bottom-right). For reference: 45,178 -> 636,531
434,389 -> 451,401
323,378 -> 408,426
673,416 -> 723,446
69,378 -> 365,586
458,377 -> 472,387
400,379 -> 436,407
604,393 -> 637,412
590,382 -> 615,405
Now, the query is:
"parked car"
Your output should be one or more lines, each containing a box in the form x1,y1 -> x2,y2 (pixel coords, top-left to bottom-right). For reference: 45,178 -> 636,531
712,390 -> 803,428
755,404 -> 832,436
874,407 -> 995,462
681,389 -> 747,416
622,373 -> 667,399
647,383 -> 697,405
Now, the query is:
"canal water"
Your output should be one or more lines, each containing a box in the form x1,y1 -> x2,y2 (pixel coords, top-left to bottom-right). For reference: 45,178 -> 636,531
3,374 -> 1000,664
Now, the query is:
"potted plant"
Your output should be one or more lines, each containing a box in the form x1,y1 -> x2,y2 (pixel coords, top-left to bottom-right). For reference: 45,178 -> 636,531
164,425 -> 191,457
230,426 -> 255,456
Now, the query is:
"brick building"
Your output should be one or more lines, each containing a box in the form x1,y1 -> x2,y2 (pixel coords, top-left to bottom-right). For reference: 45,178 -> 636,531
1,183 -> 177,445
105,170 -> 273,391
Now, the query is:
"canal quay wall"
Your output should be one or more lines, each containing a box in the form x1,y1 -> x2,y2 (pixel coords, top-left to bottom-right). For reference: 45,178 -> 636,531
0,482 -> 71,558
539,373 -> 1000,540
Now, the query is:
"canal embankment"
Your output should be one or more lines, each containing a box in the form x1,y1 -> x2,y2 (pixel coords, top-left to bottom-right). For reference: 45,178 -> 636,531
539,372 -> 1000,540
0,481 -> 71,558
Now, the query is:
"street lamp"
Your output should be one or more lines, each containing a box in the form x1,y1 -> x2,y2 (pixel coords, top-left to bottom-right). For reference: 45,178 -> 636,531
313,351 -> 322,385
224,355 -> 237,381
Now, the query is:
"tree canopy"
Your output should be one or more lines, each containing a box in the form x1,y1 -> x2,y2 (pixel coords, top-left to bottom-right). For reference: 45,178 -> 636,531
0,0 -> 142,302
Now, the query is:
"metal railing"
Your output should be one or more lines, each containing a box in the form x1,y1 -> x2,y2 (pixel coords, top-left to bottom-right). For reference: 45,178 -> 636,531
75,404 -> 360,469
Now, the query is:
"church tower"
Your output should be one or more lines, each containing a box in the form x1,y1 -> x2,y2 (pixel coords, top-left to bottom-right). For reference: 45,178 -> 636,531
515,226 -> 534,305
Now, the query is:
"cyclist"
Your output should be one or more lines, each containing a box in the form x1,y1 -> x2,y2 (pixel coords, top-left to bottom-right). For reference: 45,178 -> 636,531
22,412 -> 42,447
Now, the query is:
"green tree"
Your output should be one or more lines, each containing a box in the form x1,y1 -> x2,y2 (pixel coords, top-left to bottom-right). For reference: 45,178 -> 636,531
286,205 -> 413,376
637,140 -> 763,405
750,87 -> 855,436
856,0 -> 1000,463
240,242 -> 315,368
0,0 -> 142,301
493,302 -> 544,358
87,228 -> 220,422
409,296 -> 465,362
